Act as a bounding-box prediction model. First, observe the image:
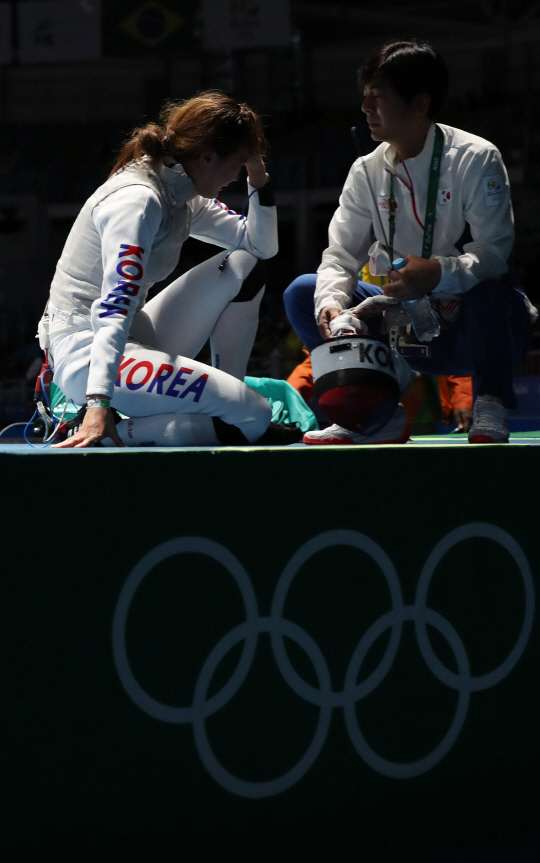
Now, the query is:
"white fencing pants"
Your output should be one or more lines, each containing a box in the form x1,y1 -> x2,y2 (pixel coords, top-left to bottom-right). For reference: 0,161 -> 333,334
51,250 -> 272,444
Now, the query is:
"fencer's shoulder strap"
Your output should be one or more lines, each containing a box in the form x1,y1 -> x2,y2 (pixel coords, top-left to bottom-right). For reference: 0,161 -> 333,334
86,162 -> 171,217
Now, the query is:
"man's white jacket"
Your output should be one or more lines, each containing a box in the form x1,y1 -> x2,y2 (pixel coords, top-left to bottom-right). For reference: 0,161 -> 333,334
314,123 -> 514,321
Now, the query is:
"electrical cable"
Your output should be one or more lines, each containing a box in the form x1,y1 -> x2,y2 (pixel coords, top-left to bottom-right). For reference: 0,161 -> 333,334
0,421 -> 31,437
23,410 -> 41,448
24,367 -> 58,448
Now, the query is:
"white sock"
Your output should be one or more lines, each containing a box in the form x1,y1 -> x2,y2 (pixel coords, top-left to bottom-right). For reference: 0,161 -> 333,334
210,287 -> 264,380
103,413 -> 219,447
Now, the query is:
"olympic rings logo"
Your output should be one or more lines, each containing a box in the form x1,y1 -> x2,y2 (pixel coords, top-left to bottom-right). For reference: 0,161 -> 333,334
112,524 -> 534,799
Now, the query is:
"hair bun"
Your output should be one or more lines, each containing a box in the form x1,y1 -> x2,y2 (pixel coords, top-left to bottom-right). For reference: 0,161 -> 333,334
137,124 -> 166,158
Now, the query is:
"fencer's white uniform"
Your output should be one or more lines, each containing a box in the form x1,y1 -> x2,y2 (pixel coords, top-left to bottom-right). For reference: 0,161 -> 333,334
314,123 -> 514,322
48,159 -> 278,445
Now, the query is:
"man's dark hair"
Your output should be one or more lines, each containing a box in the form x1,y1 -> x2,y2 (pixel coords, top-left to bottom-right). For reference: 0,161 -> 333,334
359,40 -> 449,120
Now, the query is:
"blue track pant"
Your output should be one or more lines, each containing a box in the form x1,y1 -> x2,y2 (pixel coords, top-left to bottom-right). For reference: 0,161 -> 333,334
283,275 -> 532,409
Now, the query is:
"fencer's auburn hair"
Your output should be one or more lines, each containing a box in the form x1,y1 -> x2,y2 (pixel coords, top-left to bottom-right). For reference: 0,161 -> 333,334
110,91 -> 266,176
359,39 -> 449,120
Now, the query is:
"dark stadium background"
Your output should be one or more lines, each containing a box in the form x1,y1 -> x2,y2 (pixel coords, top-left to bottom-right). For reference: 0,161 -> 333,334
1,0 -> 539,422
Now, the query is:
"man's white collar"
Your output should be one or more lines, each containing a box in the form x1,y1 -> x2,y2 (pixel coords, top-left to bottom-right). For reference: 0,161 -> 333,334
383,123 -> 437,171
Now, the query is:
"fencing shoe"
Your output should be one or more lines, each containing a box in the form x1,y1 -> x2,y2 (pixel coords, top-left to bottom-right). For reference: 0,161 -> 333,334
256,421 -> 304,445
213,416 -> 303,446
303,404 -> 409,445
468,394 -> 509,443
54,405 -> 88,442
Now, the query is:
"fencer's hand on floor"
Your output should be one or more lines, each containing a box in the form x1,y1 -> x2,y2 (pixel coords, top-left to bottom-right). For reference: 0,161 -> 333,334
318,305 -> 342,340
51,407 -> 125,448
384,255 -> 442,302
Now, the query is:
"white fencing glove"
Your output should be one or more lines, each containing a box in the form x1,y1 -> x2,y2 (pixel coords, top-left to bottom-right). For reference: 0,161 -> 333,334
329,311 -> 369,337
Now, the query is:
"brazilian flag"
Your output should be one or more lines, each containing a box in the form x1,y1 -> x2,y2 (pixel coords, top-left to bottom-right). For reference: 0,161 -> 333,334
104,0 -> 198,56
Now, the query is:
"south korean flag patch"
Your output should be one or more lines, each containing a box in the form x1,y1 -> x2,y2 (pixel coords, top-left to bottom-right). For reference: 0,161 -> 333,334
482,175 -> 503,207
438,188 -> 452,205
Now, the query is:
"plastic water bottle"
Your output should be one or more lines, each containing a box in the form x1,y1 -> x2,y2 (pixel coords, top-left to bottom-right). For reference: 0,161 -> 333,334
392,257 -> 441,342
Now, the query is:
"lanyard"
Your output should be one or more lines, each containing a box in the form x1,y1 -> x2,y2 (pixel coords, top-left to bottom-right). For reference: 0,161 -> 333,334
388,124 -> 444,263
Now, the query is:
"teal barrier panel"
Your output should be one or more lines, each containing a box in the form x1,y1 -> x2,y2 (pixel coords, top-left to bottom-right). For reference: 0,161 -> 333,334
1,447 -> 539,860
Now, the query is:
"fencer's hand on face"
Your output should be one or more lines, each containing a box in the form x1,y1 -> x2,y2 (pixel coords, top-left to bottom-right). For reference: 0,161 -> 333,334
318,305 -> 342,340
453,407 -> 473,433
245,154 -> 268,189
51,407 -> 125,449
383,255 -> 442,302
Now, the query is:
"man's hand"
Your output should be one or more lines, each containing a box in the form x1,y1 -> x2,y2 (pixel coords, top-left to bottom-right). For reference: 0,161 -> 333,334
453,407 -> 473,433
318,305 -> 342,340
51,407 -> 125,449
246,154 -> 268,189
383,255 -> 442,302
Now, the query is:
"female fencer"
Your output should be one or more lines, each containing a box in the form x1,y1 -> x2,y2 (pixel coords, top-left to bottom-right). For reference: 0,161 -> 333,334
49,91 -> 301,448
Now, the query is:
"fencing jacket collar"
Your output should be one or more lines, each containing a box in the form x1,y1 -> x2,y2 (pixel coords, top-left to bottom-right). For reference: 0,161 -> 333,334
157,158 -> 198,203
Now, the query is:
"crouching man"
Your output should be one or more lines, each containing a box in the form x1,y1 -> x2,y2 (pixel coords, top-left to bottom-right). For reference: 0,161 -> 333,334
284,39 -> 535,444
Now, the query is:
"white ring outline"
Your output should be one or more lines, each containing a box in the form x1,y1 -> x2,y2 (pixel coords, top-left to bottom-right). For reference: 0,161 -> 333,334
192,616 -> 332,798
343,606 -> 470,779
111,525 -> 534,795
112,537 -> 258,723
415,523 -> 535,692
270,530 -> 404,707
